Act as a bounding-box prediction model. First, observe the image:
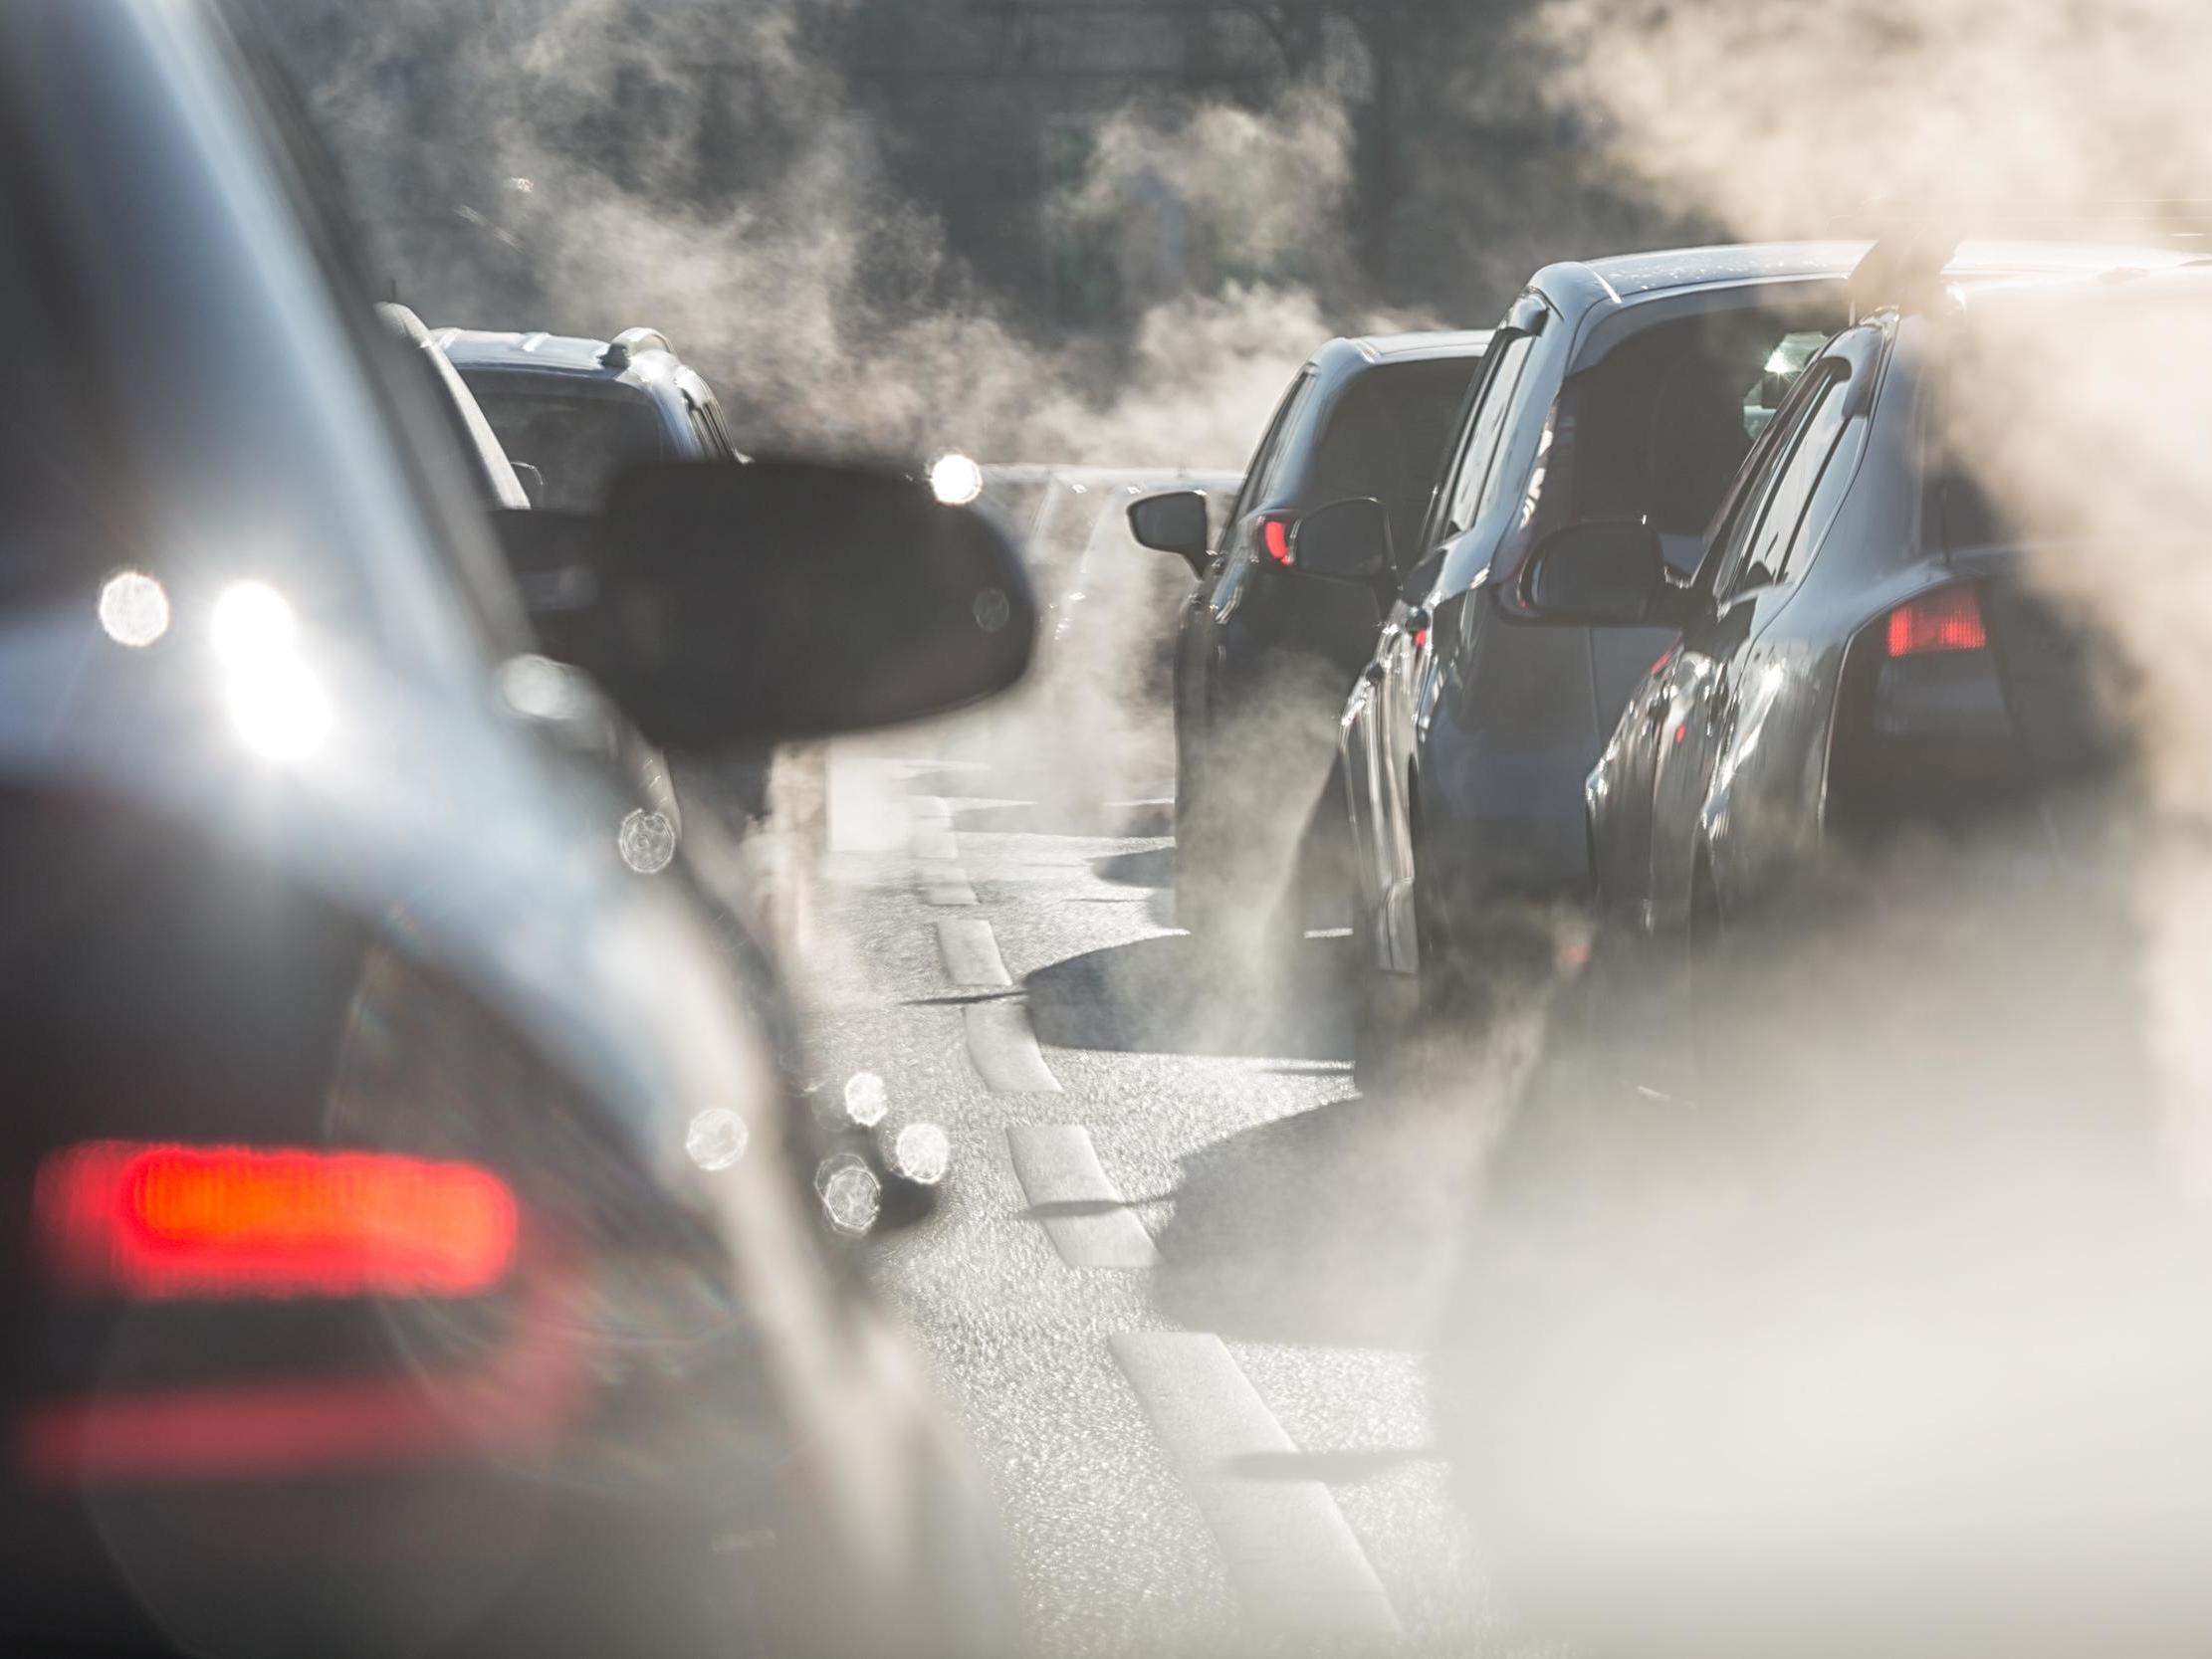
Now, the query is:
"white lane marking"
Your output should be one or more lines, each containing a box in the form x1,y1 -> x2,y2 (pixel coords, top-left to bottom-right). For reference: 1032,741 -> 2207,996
912,820 -> 960,862
1005,1125 -> 1160,1268
1109,1332 -> 1402,1637
963,1001 -> 1062,1094
936,918 -> 1011,986
919,870 -> 978,906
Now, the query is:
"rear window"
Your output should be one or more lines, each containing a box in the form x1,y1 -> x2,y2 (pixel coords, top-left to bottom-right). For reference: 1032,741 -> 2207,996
467,381 -> 668,513
1308,357 -> 1482,555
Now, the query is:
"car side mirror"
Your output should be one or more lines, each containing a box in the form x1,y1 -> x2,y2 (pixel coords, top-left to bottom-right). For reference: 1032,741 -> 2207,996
493,458 -> 1035,748
1288,497 -> 1391,581
1127,489 -> 1211,576
1521,520 -> 1670,626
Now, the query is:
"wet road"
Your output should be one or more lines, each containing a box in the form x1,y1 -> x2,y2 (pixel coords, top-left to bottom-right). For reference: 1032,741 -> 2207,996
781,741 -> 1513,1658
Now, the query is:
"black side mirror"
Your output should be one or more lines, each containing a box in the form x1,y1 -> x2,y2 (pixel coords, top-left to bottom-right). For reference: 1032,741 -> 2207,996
1127,490 -> 1211,576
494,458 -> 1035,747
1288,497 -> 1391,581
1521,520 -> 1670,626
509,460 -> 546,509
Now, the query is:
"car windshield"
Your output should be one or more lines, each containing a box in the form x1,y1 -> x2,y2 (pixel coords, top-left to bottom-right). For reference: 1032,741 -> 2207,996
469,382 -> 669,512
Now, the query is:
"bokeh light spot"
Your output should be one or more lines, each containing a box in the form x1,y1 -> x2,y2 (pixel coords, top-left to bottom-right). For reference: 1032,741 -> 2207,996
818,1157 -> 881,1235
893,1122 -> 951,1186
685,1108 -> 750,1171
618,809 -> 677,874
98,571 -> 169,648
843,1071 -> 888,1127
929,452 -> 984,506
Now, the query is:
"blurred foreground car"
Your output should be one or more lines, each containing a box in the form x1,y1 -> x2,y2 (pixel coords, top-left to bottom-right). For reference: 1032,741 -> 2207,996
0,3 -> 1028,1655
1128,332 -> 1487,938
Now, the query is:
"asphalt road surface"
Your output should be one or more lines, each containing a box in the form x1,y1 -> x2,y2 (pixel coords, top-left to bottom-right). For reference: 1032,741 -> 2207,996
753,726 -> 1523,1659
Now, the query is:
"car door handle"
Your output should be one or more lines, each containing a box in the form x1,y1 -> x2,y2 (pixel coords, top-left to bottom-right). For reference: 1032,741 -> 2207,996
1645,691 -> 1669,723
1406,606 -> 1433,634
1362,661 -> 1387,685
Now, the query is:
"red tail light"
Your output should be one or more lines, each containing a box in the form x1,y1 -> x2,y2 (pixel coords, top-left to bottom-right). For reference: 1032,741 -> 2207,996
36,1142 -> 519,1300
1886,586 -> 1988,657
1260,517 -> 1292,564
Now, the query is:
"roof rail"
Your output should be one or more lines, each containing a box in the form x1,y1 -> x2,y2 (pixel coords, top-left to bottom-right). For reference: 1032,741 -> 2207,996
599,326 -> 673,369
1846,231 -> 1961,323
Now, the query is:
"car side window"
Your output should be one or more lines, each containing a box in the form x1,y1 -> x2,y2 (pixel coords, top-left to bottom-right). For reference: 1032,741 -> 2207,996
1224,369 -> 1314,529
1726,362 -> 1853,596
1705,360 -> 1840,599
1438,332 -> 1536,541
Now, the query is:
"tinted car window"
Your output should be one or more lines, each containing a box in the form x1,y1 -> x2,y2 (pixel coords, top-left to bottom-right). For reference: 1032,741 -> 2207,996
1727,363 -> 1851,593
1553,311 -> 1820,539
1440,332 -> 1536,539
472,385 -> 668,512
1307,357 -> 1481,555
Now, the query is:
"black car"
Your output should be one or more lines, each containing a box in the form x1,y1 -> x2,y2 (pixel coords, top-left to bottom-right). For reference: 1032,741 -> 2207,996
0,3 -> 1027,1653
434,325 -> 747,512
1554,246 -> 2202,1093
1337,241 -> 2176,1068
1127,330 -> 1489,939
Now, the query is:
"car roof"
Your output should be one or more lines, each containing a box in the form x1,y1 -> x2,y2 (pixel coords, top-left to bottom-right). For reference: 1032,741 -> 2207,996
1344,327 -> 1496,363
1535,239 -> 2196,317
430,325 -> 683,388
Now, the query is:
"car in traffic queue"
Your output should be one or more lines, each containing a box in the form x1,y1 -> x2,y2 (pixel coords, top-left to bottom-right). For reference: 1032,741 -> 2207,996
435,324 -> 748,510
1544,243 -> 2203,1096
386,301 -> 693,890
435,323 -> 778,822
1128,331 -> 1489,941
1336,240 -> 2187,1075
0,3 -> 1028,1654
1434,249 -> 2212,1659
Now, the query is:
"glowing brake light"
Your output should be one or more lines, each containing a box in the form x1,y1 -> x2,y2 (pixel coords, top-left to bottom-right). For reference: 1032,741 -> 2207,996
36,1142 -> 519,1300
1885,586 -> 1987,658
1260,517 -> 1292,564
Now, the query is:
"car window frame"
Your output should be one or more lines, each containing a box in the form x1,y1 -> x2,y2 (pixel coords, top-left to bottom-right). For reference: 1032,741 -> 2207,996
1699,355 -> 1841,601
1721,360 -> 1852,599
1433,330 -> 1537,547
1223,367 -> 1315,531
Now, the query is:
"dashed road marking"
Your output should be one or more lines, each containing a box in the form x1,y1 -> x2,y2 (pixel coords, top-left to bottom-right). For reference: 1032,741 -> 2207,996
963,1001 -> 1062,1094
918,868 -> 978,906
1005,1125 -> 1160,1267
1109,1331 -> 1402,1638
936,918 -> 1011,986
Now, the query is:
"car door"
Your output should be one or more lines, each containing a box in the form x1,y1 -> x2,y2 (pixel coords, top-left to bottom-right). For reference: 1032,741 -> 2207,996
1649,336 -> 1874,933
1182,370 -> 1312,758
1594,351 -> 1836,935
1365,327 -> 1542,968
